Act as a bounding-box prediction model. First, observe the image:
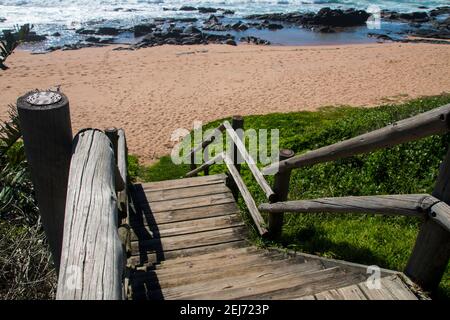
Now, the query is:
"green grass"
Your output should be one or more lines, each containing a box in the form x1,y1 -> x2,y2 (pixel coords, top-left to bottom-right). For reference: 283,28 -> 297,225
129,94 -> 450,299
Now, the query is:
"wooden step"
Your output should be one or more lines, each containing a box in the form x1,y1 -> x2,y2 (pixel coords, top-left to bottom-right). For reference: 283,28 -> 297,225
128,240 -> 249,267
132,255 -> 318,291
138,174 -> 226,191
130,214 -> 244,240
131,226 -> 248,255
130,202 -> 240,226
313,275 -> 417,300
160,265 -> 354,300
145,183 -> 231,202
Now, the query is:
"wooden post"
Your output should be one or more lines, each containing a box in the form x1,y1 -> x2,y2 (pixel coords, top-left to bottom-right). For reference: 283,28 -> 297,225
227,116 -> 244,199
105,127 -> 124,192
405,148 -> 450,292
17,91 -> 73,271
232,116 -> 244,173
190,152 -> 197,176
204,146 -> 209,175
105,127 -> 118,163
268,149 -> 295,239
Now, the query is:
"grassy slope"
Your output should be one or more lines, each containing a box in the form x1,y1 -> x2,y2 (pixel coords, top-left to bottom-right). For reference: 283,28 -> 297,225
130,95 -> 450,298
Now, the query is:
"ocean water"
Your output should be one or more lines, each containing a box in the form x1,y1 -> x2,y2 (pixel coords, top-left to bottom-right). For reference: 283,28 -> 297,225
0,0 -> 448,48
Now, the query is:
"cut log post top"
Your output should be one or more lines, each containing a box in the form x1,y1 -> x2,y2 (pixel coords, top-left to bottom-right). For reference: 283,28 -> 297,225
17,90 -> 73,271
57,129 -> 123,300
263,103 -> 450,174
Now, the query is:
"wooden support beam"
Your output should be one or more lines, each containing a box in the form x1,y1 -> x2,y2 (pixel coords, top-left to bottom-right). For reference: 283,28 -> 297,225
186,153 -> 223,178
224,154 -> 268,236
17,90 -> 73,271
231,116 -> 244,173
263,103 -> 450,174
268,149 -> 294,239
406,148 -> 450,292
105,127 -> 125,192
57,129 -> 123,300
259,194 -> 437,218
117,129 -> 128,218
224,121 -> 276,201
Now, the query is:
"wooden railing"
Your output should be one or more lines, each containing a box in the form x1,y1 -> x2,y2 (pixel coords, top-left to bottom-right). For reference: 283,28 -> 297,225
186,106 -> 450,293
17,91 -> 129,300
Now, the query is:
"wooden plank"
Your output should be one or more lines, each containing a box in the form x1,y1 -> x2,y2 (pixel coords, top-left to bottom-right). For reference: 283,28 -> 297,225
263,103 -> 450,174
382,276 -> 418,300
224,154 -> 268,236
130,202 -> 241,225
259,194 -> 436,217
139,174 -> 226,191
162,266 -> 364,300
130,214 -> 244,239
56,129 -> 123,300
186,153 -> 223,178
133,255 -> 308,290
430,201 -> 450,233
358,280 -> 397,300
336,284 -> 368,300
145,182 -> 230,202
128,240 -> 248,266
295,295 -> 316,300
138,193 -> 235,213
158,260 -> 324,299
224,121 -> 276,201
131,226 -> 248,255
406,148 -> 450,291
315,289 -> 343,300
117,129 -> 128,213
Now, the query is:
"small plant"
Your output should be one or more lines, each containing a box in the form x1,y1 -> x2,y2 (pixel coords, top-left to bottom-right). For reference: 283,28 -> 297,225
0,24 -> 32,70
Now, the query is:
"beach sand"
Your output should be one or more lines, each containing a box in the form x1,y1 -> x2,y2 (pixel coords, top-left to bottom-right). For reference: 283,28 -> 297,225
1,43 -> 449,163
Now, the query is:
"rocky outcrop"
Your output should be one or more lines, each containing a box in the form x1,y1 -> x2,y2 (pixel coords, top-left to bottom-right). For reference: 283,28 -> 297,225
240,36 -> 271,45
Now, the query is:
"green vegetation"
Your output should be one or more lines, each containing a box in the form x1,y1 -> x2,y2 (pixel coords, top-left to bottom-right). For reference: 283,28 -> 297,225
129,94 -> 450,299
0,24 -> 31,70
0,106 -> 56,299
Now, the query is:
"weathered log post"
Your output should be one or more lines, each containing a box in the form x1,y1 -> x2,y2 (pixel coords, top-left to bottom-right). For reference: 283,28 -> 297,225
105,127 -> 125,193
227,116 -> 244,199
17,91 -> 73,271
268,149 -> 295,239
405,148 -> 450,292
57,129 -> 123,300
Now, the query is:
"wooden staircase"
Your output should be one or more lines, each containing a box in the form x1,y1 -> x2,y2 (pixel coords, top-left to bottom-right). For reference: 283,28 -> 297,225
126,174 -> 420,300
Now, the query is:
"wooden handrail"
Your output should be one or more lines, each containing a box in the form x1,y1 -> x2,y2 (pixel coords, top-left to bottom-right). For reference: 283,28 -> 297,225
263,103 -> 450,174
57,129 -> 124,300
186,153 -> 223,178
185,123 -> 226,163
224,154 -> 268,236
223,121 -> 276,201
117,129 -> 128,214
259,194 -> 438,218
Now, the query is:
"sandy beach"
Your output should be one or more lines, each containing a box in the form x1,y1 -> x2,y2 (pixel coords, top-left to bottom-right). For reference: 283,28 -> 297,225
1,43 -> 449,163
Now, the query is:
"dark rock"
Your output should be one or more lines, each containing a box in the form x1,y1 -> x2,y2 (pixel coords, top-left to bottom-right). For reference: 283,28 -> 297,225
316,26 -> 336,33
184,26 -> 202,34
206,15 -> 220,24
96,27 -> 121,36
85,36 -> 101,43
429,6 -> 450,17
134,23 -> 156,37
398,12 -> 429,22
169,17 -> 198,23
76,28 -> 96,35
222,10 -> 235,15
225,39 -> 237,46
22,32 -> 47,42
246,8 -> 370,28
240,36 -> 271,45
52,32 -> 61,37
198,7 -> 217,14
368,33 -> 394,41
267,23 -> 283,30
179,6 -> 197,11
0,17 -> 6,23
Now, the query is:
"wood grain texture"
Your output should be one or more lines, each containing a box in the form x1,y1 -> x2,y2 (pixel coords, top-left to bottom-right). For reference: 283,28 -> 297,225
263,103 -> 450,174
224,121 -> 275,201
259,194 -> 437,217
117,129 -> 128,214
56,130 -> 123,300
224,154 -> 268,236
